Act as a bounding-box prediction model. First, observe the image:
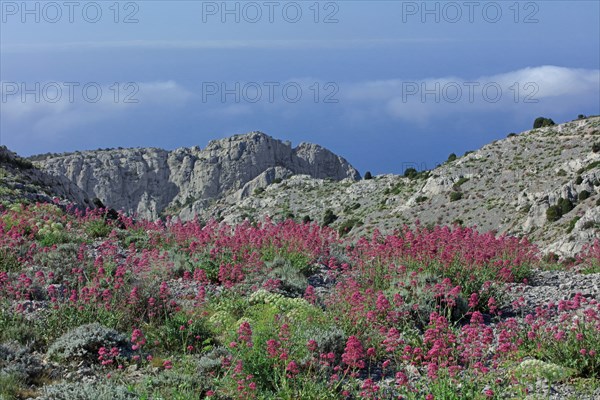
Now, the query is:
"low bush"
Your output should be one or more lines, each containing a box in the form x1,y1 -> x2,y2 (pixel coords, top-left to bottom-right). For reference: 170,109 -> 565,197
47,323 -> 129,363
449,191 -> 463,202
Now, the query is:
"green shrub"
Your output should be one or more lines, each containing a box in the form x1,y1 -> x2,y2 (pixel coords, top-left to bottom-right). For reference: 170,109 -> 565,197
338,218 -> 362,237
447,153 -> 457,162
404,168 -> 417,178
557,169 -> 567,176
85,219 -> 113,238
302,215 -> 312,224
558,197 -> 574,214
254,187 -> 265,195
403,168 -> 430,180
567,216 -> 581,233
449,191 -> 463,202
533,117 -> 556,129
583,161 -> 600,172
546,205 -> 562,222
579,190 -> 591,201
593,142 -> 600,153
507,133 -> 517,138
575,175 -> 583,185
266,257 -> 308,297
364,171 -> 373,180
322,209 -> 337,226
416,196 -> 428,204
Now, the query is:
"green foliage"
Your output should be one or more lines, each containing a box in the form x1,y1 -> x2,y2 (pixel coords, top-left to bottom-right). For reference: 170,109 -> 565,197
416,196 -> 428,204
0,151 -> 33,169
447,153 -> 457,162
557,169 -> 567,177
363,171 -> 373,180
254,187 -> 265,195
507,132 -> 517,138
546,205 -> 562,222
593,142 -> 600,153
302,215 -> 312,224
404,167 -> 418,178
0,309 -> 38,346
322,209 -> 337,226
85,219 -> 113,238
584,161 -> 600,172
121,227 -> 150,248
146,312 -> 212,354
579,190 -> 591,201
453,177 -> 470,190
0,248 -> 20,272
518,321 -> 600,378
449,191 -> 463,202
533,117 -> 556,129
267,257 -> 309,296
558,197 -> 574,214
567,216 -> 581,233
337,218 -> 362,237
546,197 -> 576,222
0,372 -> 22,400
575,175 -> 584,185
343,202 -> 361,213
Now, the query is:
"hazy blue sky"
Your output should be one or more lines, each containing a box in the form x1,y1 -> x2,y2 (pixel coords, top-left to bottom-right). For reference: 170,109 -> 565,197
1,1 -> 599,174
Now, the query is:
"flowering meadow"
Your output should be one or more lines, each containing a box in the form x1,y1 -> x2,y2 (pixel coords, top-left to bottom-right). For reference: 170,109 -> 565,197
0,202 -> 599,399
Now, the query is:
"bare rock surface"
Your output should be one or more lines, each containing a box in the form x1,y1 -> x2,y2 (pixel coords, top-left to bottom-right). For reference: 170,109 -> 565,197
36,132 -> 359,220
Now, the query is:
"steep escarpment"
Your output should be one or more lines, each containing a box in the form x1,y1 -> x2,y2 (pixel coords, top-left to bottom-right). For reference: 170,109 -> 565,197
36,132 -> 360,219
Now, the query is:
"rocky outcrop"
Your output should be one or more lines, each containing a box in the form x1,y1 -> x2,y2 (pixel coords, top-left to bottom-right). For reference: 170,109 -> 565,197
0,146 -> 91,207
36,132 -> 360,219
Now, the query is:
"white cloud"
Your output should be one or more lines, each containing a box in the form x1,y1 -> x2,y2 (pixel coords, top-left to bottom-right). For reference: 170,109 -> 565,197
341,66 -> 600,124
0,80 -> 193,139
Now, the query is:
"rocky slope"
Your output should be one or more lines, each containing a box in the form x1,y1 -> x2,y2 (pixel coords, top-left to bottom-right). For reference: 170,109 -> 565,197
35,132 -> 360,220
0,146 -> 90,208
198,117 -> 600,256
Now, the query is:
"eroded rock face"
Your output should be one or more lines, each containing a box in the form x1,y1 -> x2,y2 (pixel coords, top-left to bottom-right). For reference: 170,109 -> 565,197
38,132 -> 360,219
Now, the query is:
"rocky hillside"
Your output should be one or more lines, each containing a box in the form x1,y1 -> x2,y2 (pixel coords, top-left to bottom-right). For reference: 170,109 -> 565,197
0,146 -> 90,208
199,117 -> 600,256
35,132 -> 360,220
